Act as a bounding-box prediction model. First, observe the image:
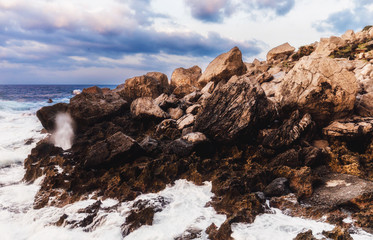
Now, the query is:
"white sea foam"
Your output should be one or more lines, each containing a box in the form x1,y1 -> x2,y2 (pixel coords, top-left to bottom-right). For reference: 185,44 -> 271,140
52,113 -> 74,150
231,208 -> 335,240
73,89 -> 82,95
0,100 -> 46,167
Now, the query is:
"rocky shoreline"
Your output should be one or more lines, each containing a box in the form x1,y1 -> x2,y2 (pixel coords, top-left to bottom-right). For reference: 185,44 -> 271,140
25,26 -> 373,239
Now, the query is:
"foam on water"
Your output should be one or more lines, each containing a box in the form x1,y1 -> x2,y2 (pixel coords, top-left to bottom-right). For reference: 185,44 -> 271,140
232,208 -> 334,240
52,113 -> 74,150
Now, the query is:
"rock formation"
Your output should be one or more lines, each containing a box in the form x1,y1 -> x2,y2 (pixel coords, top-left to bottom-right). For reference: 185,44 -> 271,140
25,26 -> 373,238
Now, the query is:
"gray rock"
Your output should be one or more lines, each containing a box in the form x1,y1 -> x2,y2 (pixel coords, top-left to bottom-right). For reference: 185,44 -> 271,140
264,178 -> 291,197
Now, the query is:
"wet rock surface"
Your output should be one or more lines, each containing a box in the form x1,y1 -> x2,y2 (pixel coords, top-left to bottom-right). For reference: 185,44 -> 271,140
26,28 -> 373,238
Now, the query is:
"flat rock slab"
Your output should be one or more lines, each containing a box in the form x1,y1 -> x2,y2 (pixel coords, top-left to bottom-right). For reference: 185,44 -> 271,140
307,173 -> 373,207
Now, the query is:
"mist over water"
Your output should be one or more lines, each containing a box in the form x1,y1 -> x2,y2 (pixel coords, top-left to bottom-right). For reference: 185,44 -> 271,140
52,113 -> 74,150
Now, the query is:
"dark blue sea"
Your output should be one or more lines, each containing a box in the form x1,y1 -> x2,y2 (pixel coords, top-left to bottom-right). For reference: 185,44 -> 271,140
0,84 -> 116,103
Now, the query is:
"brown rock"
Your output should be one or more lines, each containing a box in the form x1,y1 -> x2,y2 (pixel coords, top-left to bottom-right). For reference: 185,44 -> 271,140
259,110 -> 313,149
82,86 -> 103,94
69,91 -> 128,130
168,107 -> 184,120
322,227 -> 353,240
266,42 -> 295,62
195,74 -> 275,142
116,72 -> 169,101
84,132 -> 142,167
198,47 -> 246,87
36,103 -> 69,132
293,230 -> 317,240
170,65 -> 201,87
323,116 -> 373,138
279,56 -> 358,124
172,84 -> 198,98
130,97 -> 169,119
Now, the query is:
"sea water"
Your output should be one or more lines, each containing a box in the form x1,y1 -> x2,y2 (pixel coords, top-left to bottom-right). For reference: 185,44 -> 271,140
0,85 -> 372,240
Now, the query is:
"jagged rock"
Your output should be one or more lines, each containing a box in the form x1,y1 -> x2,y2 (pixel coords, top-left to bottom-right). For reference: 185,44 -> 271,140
140,136 -> 159,153
323,116 -> 373,138
172,84 -> 198,98
24,141 -> 65,182
68,91 -> 128,130
195,74 -> 275,142
183,91 -> 202,103
322,227 -> 353,240
269,149 -> 301,168
155,119 -> 181,140
259,111 -> 313,149
171,65 -> 201,87
168,107 -> 184,120
341,29 -> 356,42
293,230 -> 317,240
255,72 -> 273,84
276,166 -> 313,199
198,47 -> 247,87
264,177 -> 291,197
82,86 -> 103,94
201,81 -> 215,94
167,132 -> 210,156
181,132 -> 208,144
84,132 -> 142,167
130,97 -> 169,119
279,56 -> 358,124
154,93 -> 179,110
266,42 -> 295,62
36,103 -> 69,132
186,104 -> 201,115
313,36 -> 346,57
116,72 -> 169,101
177,114 -> 195,130
356,93 -> 373,116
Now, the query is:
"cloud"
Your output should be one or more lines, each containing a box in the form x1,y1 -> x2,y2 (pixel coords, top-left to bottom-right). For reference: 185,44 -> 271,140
184,0 -> 295,23
314,0 -> 373,34
0,0 -> 265,84
252,0 -> 295,16
184,0 -> 235,22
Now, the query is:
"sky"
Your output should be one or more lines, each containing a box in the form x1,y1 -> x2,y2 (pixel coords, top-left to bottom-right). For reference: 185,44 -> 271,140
0,0 -> 372,84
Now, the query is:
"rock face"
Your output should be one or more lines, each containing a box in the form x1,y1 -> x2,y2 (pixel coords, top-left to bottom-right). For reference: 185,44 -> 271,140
171,66 -> 201,87
197,47 -> 247,87
130,97 -> 169,119
266,42 -> 295,62
323,117 -> 373,138
279,56 -> 358,124
69,91 -> 128,130
116,72 -> 169,101
36,103 -> 69,132
195,75 -> 275,142
84,132 -> 142,167
259,110 -> 313,149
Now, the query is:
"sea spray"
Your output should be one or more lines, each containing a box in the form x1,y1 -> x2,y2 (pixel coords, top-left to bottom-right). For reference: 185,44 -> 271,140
52,113 -> 74,150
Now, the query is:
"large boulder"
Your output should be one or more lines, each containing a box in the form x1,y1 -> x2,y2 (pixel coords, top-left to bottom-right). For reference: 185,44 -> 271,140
69,91 -> 128,130
130,97 -> 169,119
312,36 -> 346,57
197,47 -> 247,87
170,66 -> 201,87
279,56 -> 358,124
266,42 -> 295,62
36,103 -> 69,132
84,132 -> 142,167
116,72 -> 169,101
194,74 -> 276,142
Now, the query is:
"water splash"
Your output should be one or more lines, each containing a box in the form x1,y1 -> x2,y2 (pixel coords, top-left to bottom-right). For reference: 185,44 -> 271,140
52,113 -> 74,150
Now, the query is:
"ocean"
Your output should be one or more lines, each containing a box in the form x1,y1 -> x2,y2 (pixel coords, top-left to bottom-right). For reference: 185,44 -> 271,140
0,85 -> 372,240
